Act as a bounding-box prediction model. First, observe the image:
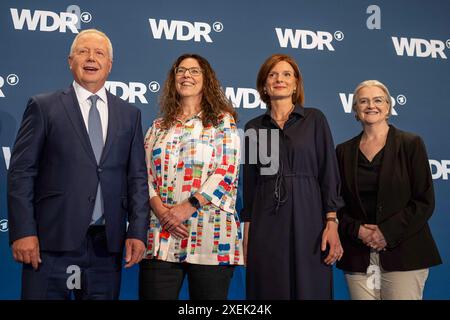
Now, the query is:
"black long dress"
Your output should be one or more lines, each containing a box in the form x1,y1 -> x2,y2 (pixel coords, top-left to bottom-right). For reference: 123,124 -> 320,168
242,105 -> 344,299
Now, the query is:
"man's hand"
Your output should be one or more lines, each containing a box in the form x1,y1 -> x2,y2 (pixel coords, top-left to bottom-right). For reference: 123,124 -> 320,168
124,238 -> 146,268
12,236 -> 41,270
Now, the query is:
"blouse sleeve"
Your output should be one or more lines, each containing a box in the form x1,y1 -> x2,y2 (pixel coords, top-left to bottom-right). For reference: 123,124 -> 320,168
314,110 -> 345,214
144,120 -> 159,200
198,114 -> 240,214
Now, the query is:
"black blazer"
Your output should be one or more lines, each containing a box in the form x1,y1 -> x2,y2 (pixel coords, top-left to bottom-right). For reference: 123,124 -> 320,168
7,85 -> 150,253
336,125 -> 441,272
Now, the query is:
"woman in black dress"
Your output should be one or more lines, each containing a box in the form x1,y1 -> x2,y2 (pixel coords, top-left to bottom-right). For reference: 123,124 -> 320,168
242,54 -> 344,299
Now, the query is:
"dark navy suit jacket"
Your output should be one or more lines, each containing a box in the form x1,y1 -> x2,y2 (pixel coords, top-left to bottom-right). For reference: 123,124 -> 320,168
7,85 -> 150,253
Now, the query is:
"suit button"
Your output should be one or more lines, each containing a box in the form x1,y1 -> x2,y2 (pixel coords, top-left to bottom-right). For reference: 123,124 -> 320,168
97,167 -> 103,173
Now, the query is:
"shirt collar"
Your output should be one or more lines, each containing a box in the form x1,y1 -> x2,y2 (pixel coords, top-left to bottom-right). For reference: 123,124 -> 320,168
262,104 -> 304,125
72,81 -> 107,104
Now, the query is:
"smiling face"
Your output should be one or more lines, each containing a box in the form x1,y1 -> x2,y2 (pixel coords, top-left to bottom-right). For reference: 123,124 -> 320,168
264,61 -> 298,102
68,32 -> 112,93
175,58 -> 204,101
355,86 -> 390,125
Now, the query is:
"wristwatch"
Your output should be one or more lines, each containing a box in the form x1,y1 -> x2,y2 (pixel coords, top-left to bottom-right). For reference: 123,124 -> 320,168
188,196 -> 201,210
326,217 -> 339,225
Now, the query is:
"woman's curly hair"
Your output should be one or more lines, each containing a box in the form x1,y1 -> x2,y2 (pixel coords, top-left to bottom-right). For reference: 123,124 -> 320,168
159,53 -> 237,129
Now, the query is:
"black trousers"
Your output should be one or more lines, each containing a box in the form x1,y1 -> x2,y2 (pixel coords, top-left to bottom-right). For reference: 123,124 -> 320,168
139,259 -> 235,300
22,226 -> 122,300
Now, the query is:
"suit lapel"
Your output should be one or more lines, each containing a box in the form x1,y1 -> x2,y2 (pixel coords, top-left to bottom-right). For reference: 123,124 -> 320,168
100,91 -> 118,164
376,125 -> 398,215
61,86 -> 97,164
346,132 -> 368,217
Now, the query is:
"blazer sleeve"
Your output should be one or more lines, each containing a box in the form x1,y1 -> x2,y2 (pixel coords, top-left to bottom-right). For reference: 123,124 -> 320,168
378,135 -> 435,248
125,109 -> 150,243
7,97 -> 46,244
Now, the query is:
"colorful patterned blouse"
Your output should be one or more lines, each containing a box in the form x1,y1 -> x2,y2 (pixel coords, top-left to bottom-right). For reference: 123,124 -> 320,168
143,112 -> 243,265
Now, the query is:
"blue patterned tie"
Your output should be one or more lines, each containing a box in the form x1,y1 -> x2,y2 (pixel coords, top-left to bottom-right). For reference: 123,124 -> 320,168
88,95 -> 104,224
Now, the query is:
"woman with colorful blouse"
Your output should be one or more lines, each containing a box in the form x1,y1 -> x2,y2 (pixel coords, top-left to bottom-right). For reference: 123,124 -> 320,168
139,53 -> 242,300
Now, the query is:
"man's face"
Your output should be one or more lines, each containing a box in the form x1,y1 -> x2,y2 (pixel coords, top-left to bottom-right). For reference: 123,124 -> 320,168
68,33 -> 112,93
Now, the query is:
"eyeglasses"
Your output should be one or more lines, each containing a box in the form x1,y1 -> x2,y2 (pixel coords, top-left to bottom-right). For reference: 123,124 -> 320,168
174,67 -> 203,77
74,48 -> 108,59
357,96 -> 388,107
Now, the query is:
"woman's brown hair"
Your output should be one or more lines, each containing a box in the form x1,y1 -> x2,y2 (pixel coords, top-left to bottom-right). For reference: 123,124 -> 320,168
159,53 -> 237,129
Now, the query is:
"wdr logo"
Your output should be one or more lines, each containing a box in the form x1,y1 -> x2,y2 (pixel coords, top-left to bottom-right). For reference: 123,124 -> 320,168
339,93 -> 407,116
105,81 -> 160,104
430,160 -> 450,180
0,74 -> 20,98
392,37 -> 449,59
149,19 -> 223,43
10,6 -> 92,33
275,28 -> 344,51
225,87 -> 266,109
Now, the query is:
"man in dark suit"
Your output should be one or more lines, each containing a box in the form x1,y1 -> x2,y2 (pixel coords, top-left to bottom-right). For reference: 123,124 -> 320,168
7,29 -> 150,299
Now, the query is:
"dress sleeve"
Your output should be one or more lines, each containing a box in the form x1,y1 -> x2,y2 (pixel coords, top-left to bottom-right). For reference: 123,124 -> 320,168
240,122 -> 259,222
198,114 -> 240,214
314,111 -> 345,215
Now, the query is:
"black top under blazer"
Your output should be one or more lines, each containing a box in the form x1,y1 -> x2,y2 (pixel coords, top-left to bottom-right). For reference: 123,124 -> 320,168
336,125 -> 442,272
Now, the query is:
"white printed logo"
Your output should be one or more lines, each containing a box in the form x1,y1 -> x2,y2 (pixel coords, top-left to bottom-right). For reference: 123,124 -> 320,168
0,219 -> 8,232
366,5 -> 381,30
149,19 -> 223,43
392,37 -> 449,59
66,265 -> 81,289
275,28 -> 343,51
148,81 -> 160,93
429,160 -> 450,180
80,12 -> 92,23
10,6 -> 92,33
0,74 -> 19,98
225,87 -> 267,109
105,80 -> 160,104
339,93 -> 406,116
366,265 -> 381,290
212,22 -> 223,32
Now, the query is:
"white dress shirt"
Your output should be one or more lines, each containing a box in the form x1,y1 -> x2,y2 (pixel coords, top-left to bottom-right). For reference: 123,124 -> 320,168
72,81 -> 108,143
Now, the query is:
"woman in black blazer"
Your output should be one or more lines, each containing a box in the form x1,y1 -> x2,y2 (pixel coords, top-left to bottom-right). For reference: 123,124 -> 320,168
336,80 -> 441,300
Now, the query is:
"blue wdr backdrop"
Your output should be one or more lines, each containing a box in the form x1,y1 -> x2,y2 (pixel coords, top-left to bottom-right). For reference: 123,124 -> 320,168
1,0 -> 449,299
